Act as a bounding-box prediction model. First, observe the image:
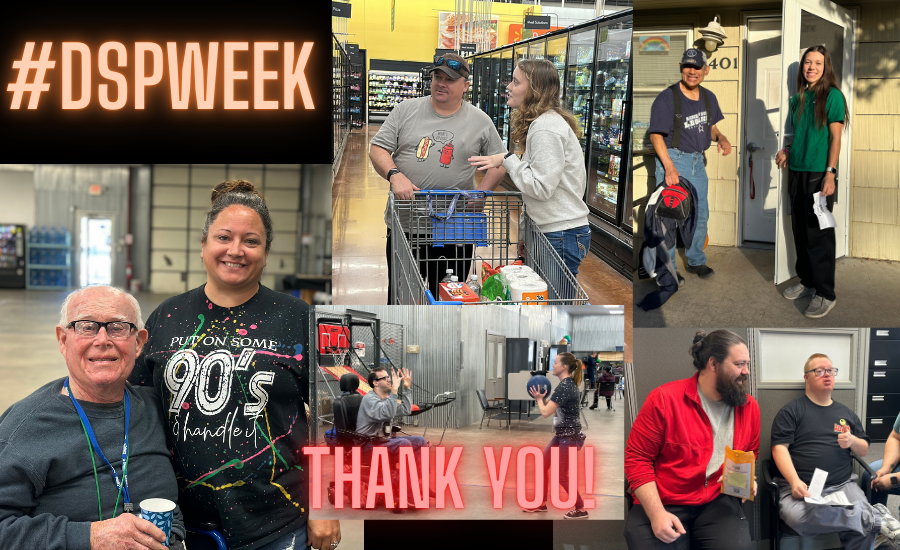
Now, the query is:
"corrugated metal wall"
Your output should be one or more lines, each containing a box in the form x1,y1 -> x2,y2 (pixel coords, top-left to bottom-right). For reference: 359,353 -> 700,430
571,315 -> 625,350
317,306 -> 623,428
34,165 -> 131,288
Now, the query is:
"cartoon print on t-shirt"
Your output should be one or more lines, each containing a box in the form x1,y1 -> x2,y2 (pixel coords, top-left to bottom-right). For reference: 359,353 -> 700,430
416,136 -> 436,161
431,130 -> 455,168
440,141 -> 454,167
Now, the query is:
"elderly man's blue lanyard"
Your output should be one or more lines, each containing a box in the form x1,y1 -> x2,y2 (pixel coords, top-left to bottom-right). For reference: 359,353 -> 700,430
63,377 -> 132,518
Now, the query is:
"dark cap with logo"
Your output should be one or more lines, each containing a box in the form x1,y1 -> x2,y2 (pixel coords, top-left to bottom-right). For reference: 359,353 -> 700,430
431,53 -> 470,79
680,48 -> 707,69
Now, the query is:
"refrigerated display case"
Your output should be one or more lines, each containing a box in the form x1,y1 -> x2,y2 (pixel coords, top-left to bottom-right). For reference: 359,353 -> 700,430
489,52 -> 501,129
546,36 -> 568,102
528,39 -> 546,59
499,48 -> 513,144
586,19 -> 632,223
467,10 -> 634,277
565,28 -> 596,156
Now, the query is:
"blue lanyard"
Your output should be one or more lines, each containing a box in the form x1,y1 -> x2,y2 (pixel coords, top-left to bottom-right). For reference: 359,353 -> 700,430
64,378 -> 131,507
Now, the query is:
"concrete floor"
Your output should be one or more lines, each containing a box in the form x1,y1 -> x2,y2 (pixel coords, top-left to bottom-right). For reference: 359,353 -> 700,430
634,245 -> 900,327
310,396 -> 625,521
332,127 -> 634,356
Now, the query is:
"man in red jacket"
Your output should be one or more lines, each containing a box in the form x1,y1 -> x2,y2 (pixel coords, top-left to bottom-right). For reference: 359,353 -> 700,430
624,330 -> 759,549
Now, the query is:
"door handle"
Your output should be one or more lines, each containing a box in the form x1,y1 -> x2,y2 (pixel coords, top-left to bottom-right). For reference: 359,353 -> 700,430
873,396 -> 885,401
747,142 -> 763,153
875,360 -> 888,367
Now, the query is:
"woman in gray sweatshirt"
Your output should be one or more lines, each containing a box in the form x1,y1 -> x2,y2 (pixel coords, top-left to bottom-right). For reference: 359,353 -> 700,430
469,58 -> 591,276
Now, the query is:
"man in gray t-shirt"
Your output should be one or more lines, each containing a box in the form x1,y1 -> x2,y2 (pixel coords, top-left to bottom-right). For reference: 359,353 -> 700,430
369,53 -> 506,303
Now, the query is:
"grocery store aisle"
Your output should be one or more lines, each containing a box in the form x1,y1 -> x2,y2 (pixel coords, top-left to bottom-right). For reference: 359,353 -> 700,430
332,125 -> 633,349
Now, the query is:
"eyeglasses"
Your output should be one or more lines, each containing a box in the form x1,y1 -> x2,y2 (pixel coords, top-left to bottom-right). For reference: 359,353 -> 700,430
805,367 -> 839,378
374,375 -> 391,383
434,56 -> 469,76
67,320 -> 137,339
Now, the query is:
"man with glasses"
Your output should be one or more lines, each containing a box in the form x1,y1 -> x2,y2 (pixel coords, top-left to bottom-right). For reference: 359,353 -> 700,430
0,285 -> 185,550
357,365 -> 427,455
771,353 -> 900,548
369,52 -> 507,303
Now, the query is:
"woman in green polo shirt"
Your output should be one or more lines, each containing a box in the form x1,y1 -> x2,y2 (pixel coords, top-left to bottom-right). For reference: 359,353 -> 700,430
774,45 -> 849,319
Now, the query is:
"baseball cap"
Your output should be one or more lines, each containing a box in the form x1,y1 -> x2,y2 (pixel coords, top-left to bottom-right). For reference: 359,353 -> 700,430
680,48 -> 707,69
431,53 -> 470,80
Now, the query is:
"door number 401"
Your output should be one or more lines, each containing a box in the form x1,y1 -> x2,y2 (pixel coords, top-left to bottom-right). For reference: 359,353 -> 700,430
709,58 -> 738,70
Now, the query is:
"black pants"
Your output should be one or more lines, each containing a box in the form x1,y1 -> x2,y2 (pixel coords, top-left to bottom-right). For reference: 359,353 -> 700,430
789,170 -> 836,301
386,228 -> 474,304
591,392 -> 612,408
624,494 -> 751,550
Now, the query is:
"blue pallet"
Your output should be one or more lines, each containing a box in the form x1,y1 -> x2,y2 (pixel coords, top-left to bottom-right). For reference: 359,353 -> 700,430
432,213 -> 487,247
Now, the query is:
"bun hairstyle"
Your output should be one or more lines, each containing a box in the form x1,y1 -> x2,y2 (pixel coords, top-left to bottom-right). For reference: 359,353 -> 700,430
690,330 -> 747,371
202,180 -> 274,251
557,352 -> 584,387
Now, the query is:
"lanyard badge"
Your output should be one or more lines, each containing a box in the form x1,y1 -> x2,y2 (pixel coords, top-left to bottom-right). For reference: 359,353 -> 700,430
64,378 -> 132,511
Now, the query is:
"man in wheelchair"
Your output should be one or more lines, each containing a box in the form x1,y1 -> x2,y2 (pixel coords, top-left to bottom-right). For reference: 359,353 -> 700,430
357,365 -> 428,462
771,353 -> 900,549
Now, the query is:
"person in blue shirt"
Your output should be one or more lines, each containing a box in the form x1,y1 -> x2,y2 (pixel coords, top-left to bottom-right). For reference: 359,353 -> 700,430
648,48 -> 732,284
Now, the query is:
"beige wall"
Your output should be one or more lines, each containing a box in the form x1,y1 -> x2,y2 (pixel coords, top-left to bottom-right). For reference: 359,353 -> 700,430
633,1 -> 900,262
849,2 -> 900,260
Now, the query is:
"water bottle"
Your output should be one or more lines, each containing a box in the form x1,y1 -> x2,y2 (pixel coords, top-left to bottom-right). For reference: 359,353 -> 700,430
440,269 -> 454,284
39,226 -> 48,244
29,270 -> 37,286
29,226 -> 37,243
60,226 -> 69,245
49,226 -> 58,245
467,274 -> 482,299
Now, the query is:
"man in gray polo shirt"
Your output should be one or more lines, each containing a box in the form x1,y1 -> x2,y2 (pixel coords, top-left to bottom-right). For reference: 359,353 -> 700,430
369,53 -> 506,303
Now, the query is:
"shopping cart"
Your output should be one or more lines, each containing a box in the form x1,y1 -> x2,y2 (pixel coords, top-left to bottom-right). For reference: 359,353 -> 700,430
388,190 -> 589,305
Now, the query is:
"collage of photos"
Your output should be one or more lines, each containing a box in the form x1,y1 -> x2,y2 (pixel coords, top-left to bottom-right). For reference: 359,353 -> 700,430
0,0 -> 899,548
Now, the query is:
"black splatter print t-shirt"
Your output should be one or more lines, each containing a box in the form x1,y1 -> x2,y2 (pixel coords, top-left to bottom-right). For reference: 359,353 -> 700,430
550,377 -> 586,441
129,285 -> 309,550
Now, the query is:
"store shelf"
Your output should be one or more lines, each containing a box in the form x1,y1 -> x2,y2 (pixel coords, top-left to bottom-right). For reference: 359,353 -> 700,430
367,70 -> 422,117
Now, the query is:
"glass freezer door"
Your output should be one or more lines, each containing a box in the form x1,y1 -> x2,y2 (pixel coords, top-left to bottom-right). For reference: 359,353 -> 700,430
477,55 -> 492,117
586,20 -> 632,223
499,48 -> 514,146
489,52 -> 501,129
528,39 -> 545,60
546,36 -> 568,102
565,27 -> 597,156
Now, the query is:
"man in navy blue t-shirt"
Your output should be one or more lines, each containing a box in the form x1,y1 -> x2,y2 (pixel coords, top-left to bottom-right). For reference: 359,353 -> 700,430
648,48 -> 732,281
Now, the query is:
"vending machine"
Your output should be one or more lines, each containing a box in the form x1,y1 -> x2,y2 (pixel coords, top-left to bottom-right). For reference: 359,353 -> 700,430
0,225 -> 26,288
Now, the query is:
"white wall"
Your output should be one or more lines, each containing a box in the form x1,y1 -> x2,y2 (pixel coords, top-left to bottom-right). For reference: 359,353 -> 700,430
0,169 -> 35,228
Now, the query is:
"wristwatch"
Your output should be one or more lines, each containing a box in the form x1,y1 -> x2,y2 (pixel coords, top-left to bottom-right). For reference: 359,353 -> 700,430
386,168 -> 402,182
504,151 -> 515,159
826,166 -> 837,174
892,475 -> 898,487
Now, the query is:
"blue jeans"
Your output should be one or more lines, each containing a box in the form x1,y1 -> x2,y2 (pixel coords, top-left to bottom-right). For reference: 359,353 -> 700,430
655,148 -> 709,268
544,225 -> 591,277
862,459 -> 900,511
256,526 -> 308,550
542,436 -> 585,509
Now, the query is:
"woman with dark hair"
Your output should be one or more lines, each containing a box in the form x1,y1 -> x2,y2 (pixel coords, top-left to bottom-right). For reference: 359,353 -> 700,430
525,352 -> 588,519
469,58 -> 591,276
775,45 -> 850,319
129,181 -> 340,550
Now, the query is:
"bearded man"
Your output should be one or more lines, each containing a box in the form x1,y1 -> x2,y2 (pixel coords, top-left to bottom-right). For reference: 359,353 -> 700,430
624,330 -> 759,550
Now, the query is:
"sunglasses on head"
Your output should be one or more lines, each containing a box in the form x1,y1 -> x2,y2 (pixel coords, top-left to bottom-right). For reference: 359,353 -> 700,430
434,56 -> 468,76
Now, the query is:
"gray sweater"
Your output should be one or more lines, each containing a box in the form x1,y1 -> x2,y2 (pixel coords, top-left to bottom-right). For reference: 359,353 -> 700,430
0,379 -> 185,550
356,390 -> 413,437
502,110 -> 590,233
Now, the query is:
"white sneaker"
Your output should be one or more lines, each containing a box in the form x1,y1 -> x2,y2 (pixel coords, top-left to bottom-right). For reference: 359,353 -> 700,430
875,503 -> 900,545
783,282 -> 815,300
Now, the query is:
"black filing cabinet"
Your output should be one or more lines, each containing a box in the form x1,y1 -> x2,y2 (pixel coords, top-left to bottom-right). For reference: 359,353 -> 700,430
867,329 -> 900,441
